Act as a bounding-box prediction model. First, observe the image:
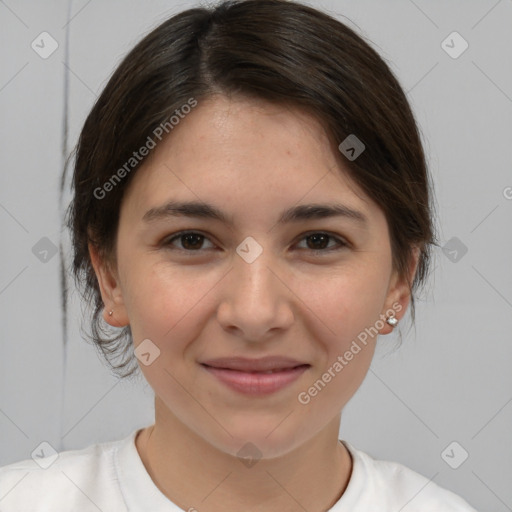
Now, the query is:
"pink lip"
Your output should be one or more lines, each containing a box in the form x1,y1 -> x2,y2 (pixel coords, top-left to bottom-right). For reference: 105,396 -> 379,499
200,356 -> 307,372
201,364 -> 310,396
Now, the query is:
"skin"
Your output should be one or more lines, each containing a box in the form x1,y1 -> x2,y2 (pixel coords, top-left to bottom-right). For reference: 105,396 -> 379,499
89,94 -> 419,512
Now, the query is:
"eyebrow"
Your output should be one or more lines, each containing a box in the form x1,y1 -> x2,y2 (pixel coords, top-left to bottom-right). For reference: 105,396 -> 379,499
142,200 -> 368,226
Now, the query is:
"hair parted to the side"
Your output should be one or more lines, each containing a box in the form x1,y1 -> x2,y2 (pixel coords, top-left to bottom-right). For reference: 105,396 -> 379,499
64,0 -> 438,380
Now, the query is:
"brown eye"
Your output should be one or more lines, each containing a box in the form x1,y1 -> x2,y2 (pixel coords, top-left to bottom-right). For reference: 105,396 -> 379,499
163,231 -> 215,252
180,233 -> 205,250
296,232 -> 347,253
306,233 -> 329,250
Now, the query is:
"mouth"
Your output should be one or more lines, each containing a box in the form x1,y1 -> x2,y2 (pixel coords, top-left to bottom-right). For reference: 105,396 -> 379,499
199,356 -> 310,373
200,361 -> 311,396
201,363 -> 310,373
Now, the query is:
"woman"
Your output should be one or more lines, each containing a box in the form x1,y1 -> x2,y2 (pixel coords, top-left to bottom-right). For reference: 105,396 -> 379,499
0,1 -> 478,510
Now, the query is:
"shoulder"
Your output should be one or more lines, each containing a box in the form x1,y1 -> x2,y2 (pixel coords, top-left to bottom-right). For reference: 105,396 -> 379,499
339,441 -> 478,511
0,434 -> 131,512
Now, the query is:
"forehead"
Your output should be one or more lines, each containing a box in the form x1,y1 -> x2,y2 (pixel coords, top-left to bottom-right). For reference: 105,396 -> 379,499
121,95 -> 378,225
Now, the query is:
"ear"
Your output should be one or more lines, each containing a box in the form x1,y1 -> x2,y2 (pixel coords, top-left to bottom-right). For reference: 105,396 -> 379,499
88,242 -> 129,327
379,245 -> 421,335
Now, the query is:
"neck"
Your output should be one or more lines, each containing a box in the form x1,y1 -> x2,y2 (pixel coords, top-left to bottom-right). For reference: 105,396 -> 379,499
135,406 -> 352,512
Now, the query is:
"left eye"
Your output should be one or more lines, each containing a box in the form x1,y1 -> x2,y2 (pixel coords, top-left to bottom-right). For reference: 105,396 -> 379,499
162,231 -> 347,253
295,232 -> 347,252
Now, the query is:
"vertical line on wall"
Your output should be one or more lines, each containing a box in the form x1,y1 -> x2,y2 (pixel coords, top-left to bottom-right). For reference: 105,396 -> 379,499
57,0 -> 73,452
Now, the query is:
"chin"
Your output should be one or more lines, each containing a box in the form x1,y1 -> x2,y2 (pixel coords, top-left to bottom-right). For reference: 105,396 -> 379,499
206,423 -> 305,461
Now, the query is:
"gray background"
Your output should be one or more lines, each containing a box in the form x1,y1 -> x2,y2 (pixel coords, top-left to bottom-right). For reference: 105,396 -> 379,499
1,1 -> 511,511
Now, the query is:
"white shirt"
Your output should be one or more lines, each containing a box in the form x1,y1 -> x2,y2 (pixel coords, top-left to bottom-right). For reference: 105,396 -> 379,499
0,428 -> 478,511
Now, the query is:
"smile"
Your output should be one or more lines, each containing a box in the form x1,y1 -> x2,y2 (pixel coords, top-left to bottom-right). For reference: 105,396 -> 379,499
200,364 -> 310,396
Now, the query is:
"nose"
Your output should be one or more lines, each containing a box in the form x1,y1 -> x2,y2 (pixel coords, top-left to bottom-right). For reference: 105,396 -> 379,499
216,248 -> 294,342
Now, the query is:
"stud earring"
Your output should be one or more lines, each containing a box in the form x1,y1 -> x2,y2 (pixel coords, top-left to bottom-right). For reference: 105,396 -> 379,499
386,313 -> 398,327
108,310 -> 113,316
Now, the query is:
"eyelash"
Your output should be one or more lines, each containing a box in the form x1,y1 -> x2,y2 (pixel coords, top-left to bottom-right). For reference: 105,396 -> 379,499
161,230 -> 349,255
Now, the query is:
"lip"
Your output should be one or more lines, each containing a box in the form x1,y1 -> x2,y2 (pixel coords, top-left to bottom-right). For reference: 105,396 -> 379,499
201,364 -> 310,396
200,356 -> 308,372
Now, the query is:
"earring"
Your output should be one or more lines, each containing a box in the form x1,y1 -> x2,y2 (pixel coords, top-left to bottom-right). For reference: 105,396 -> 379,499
386,314 -> 398,327
108,310 -> 113,316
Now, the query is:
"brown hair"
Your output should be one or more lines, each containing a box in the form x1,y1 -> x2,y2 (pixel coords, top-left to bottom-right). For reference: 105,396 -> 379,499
64,0 -> 438,379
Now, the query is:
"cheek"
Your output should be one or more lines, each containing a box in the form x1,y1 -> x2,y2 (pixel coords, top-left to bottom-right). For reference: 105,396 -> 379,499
121,257 -> 222,350
292,273 -> 385,425
298,261 -> 390,340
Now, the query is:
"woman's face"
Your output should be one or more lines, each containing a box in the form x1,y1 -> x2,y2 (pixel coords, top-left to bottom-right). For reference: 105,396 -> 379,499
91,95 -> 415,458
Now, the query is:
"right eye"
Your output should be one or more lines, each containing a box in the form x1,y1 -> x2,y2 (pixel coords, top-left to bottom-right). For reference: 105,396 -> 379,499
162,231 -> 216,253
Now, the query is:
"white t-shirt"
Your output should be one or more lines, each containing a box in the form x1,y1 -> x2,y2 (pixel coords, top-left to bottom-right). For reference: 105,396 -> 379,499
0,428 -> 478,511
